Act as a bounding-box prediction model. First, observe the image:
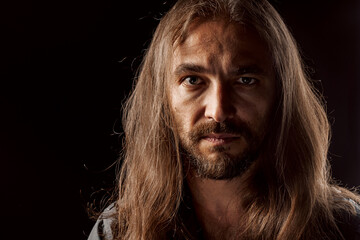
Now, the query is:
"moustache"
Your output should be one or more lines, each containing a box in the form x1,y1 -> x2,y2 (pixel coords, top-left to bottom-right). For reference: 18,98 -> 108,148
189,120 -> 253,143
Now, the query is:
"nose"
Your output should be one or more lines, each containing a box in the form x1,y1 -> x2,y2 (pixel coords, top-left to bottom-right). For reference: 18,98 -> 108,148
204,84 -> 236,123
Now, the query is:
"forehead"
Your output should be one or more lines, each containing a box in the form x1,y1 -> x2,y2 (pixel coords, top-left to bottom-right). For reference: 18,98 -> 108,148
172,20 -> 272,73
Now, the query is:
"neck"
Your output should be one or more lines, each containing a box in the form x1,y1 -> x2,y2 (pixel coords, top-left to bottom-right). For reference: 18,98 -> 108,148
186,174 -> 246,239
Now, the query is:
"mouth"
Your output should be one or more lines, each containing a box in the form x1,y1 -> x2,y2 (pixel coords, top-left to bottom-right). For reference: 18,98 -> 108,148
202,133 -> 241,145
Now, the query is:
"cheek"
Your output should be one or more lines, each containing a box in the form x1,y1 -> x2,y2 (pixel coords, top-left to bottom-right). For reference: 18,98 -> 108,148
170,93 -> 203,128
252,96 -> 275,133
169,98 -> 192,133
233,92 -> 274,129
246,82 -> 275,117
173,108 -> 193,130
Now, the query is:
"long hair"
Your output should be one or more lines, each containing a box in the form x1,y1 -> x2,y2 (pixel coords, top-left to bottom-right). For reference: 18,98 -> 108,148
113,0 -> 359,239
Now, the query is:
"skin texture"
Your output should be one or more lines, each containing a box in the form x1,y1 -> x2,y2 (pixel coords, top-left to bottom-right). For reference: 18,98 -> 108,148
169,20 -> 276,179
167,20 -> 277,239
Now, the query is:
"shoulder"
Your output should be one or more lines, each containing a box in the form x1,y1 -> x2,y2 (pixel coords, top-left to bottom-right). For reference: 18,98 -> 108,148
336,199 -> 360,240
87,204 -> 116,240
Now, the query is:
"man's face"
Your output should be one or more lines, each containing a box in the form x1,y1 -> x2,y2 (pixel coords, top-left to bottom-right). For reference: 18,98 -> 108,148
168,20 -> 276,179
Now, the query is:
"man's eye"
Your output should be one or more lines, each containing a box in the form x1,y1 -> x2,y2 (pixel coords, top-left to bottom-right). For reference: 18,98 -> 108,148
237,77 -> 257,85
182,76 -> 202,85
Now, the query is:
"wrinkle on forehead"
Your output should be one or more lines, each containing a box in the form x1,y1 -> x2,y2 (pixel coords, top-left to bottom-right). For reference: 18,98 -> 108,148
172,19 -> 271,76
180,20 -> 241,51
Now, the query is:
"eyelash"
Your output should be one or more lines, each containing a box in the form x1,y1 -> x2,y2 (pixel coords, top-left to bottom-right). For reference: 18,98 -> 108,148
181,76 -> 203,86
237,77 -> 258,85
180,76 -> 258,87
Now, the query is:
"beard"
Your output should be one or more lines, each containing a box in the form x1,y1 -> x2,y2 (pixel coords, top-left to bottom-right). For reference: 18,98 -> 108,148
179,120 -> 265,180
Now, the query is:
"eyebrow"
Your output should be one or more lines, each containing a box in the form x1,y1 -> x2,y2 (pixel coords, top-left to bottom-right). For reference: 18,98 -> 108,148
233,65 -> 266,76
174,63 -> 266,77
174,63 -> 209,76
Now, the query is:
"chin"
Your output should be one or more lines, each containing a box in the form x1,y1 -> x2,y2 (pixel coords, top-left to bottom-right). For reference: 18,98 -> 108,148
187,150 -> 257,180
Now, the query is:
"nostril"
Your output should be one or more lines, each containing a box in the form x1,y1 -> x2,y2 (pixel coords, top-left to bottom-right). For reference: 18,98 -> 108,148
204,85 -> 236,122
205,103 -> 235,123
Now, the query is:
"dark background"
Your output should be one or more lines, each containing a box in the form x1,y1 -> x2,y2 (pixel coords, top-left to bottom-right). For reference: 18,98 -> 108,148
1,0 -> 359,239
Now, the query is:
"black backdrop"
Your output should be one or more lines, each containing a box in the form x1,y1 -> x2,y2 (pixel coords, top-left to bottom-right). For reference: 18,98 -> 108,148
1,0 -> 359,239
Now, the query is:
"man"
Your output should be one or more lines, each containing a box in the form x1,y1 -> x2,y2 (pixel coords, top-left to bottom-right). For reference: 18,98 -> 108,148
88,0 -> 360,239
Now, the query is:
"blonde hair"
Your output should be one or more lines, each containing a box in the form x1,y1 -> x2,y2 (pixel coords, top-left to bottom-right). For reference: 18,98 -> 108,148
112,0 -> 359,239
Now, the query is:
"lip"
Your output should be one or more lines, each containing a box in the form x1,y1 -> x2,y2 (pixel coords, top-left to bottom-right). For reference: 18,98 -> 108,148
202,133 -> 240,144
